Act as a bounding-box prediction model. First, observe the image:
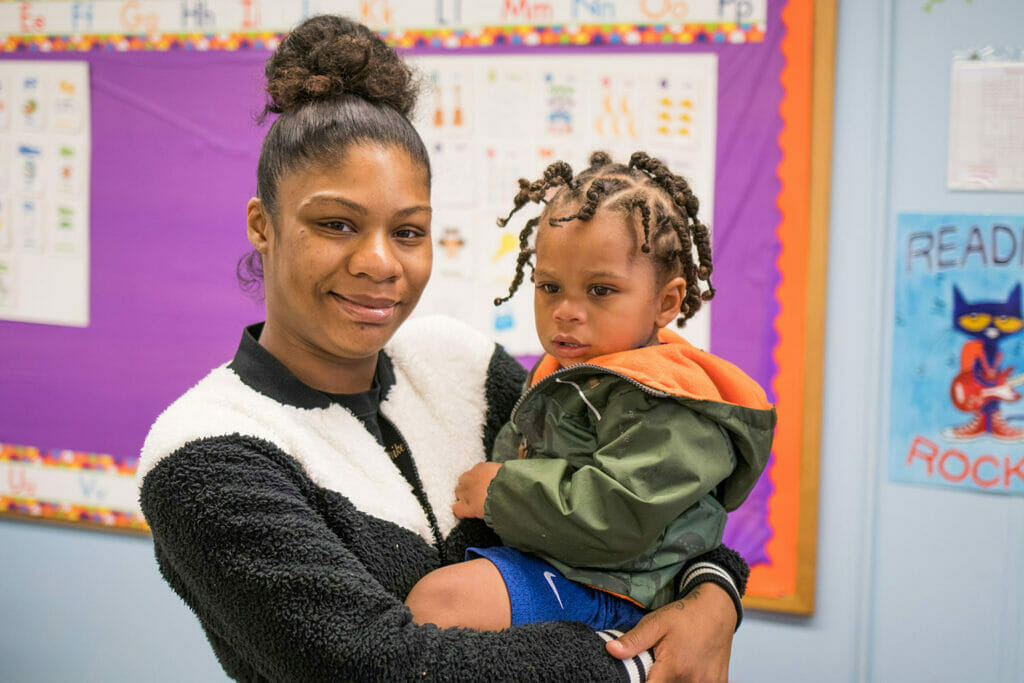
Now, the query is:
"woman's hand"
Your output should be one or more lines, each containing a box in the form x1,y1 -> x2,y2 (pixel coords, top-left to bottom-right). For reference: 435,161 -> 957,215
606,584 -> 736,683
451,462 -> 502,519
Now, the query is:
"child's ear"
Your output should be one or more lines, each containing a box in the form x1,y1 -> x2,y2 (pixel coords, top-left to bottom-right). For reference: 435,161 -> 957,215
246,197 -> 271,255
655,276 -> 686,328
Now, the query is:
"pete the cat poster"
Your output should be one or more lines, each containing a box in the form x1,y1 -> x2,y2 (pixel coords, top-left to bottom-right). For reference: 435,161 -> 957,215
889,213 -> 1024,496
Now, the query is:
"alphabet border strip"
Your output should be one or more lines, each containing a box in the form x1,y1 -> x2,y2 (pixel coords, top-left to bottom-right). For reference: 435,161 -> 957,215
0,23 -> 765,53
0,442 -> 148,532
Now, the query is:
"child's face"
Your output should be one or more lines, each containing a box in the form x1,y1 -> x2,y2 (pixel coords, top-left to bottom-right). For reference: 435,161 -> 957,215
532,211 -> 678,367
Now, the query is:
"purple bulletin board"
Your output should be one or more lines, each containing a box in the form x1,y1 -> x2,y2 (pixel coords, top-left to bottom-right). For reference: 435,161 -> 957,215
1,50 -> 268,466
0,0 -> 833,614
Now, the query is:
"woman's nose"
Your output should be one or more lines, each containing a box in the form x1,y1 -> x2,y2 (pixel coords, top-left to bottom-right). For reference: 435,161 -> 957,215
348,229 -> 400,282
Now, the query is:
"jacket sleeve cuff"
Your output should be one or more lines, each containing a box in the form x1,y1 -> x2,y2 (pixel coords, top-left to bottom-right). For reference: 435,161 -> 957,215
676,561 -> 744,631
595,630 -> 653,683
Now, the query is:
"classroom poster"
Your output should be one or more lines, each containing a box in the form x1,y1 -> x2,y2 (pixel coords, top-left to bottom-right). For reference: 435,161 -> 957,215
889,213 -> 1024,496
0,60 -> 90,326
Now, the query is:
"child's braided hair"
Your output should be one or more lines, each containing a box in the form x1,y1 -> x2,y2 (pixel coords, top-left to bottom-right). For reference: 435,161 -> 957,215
493,151 -> 714,327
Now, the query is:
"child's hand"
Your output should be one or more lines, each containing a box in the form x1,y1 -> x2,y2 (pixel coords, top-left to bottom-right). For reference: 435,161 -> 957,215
452,462 -> 502,519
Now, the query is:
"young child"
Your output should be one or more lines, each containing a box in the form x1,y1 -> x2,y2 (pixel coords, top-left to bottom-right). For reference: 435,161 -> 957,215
405,151 -> 776,632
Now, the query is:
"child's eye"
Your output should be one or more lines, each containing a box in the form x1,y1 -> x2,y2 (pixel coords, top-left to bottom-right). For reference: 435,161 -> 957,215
537,283 -> 560,294
589,285 -> 614,296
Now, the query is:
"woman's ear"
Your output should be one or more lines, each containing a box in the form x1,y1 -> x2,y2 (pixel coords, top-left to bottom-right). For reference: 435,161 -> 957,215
246,197 -> 271,255
655,276 -> 687,328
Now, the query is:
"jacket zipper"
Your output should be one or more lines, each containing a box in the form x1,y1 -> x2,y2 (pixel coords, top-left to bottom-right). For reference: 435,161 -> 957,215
510,363 -> 670,422
378,413 -> 444,549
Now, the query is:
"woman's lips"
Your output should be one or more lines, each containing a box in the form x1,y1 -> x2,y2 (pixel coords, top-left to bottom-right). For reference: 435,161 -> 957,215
331,293 -> 398,323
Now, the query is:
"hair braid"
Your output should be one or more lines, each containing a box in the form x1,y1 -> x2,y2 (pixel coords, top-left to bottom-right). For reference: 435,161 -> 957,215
544,160 -> 574,188
497,161 -> 576,227
552,177 -> 631,224
496,178 -> 534,228
630,150 -> 715,320
588,150 -> 613,168
667,215 -> 702,324
494,150 -> 714,327
493,216 -> 540,305
692,219 -> 715,303
636,198 -> 652,253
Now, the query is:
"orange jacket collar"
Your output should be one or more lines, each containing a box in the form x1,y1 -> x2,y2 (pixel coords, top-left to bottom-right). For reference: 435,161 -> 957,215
530,328 -> 771,410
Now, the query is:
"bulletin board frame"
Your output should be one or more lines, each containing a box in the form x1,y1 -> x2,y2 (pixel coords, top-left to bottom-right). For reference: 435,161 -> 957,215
0,0 -> 834,615
740,0 -> 835,616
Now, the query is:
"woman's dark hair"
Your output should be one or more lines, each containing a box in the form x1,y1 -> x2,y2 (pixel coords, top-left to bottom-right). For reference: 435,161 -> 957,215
493,151 -> 714,327
238,15 -> 430,292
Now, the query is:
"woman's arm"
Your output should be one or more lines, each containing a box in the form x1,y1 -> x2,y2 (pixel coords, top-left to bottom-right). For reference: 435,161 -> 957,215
141,434 -> 633,682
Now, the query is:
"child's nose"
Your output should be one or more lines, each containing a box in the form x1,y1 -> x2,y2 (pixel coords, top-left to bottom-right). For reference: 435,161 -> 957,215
553,299 -> 585,323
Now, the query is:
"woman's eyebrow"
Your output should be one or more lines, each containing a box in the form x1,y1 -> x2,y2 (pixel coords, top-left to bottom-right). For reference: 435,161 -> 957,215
303,195 -> 368,214
302,196 -> 430,219
394,205 -> 432,218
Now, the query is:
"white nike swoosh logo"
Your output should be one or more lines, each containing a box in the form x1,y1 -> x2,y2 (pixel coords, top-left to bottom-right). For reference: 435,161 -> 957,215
543,570 -> 564,609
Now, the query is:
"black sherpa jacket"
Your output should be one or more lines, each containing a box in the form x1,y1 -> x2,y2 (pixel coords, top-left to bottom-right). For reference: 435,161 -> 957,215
138,316 -> 749,682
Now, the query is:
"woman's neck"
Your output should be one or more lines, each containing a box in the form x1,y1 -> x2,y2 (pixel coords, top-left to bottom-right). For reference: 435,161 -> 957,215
257,324 -> 378,395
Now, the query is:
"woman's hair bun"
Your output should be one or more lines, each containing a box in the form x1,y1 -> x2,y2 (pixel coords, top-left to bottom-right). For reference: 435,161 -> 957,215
263,15 -> 418,118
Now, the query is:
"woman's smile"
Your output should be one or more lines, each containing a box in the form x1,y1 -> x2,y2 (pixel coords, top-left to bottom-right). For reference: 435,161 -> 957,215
330,291 -> 400,323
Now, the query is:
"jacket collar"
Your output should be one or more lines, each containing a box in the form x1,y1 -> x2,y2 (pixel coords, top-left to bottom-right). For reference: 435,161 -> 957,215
227,323 -> 395,410
529,327 -> 771,410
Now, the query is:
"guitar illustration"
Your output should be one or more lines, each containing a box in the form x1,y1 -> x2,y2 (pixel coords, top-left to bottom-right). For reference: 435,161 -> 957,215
950,368 -> 1024,412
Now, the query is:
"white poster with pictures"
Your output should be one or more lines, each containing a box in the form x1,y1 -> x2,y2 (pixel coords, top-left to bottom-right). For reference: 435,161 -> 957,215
407,53 -> 718,356
0,60 -> 90,327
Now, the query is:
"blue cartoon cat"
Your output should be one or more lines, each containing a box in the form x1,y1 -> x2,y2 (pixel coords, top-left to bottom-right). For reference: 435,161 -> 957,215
948,284 -> 1024,439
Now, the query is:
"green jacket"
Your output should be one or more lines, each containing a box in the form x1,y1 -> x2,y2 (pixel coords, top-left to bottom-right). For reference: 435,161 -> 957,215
484,329 -> 776,609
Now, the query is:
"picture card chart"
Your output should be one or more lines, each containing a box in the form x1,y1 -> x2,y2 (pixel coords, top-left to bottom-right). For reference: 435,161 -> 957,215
407,54 -> 717,356
947,57 -> 1024,191
0,60 -> 90,326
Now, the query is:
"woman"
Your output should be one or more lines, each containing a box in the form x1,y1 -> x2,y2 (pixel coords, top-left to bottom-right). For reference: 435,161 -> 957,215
138,14 -> 747,682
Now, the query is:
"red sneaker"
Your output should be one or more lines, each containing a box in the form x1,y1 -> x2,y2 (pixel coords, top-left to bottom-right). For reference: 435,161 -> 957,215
950,414 -> 986,439
990,412 -> 1024,440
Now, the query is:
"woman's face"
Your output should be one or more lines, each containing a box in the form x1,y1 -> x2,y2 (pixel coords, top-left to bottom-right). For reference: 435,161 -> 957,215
250,144 -> 432,371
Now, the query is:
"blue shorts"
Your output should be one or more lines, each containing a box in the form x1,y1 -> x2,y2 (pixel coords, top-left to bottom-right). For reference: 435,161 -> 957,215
467,546 -> 645,631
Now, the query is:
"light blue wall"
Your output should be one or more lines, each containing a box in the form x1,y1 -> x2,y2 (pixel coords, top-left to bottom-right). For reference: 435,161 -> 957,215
870,1 -> 1023,681
1,521 -> 226,681
733,1 -> 1024,681
3,1 -> 1022,681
